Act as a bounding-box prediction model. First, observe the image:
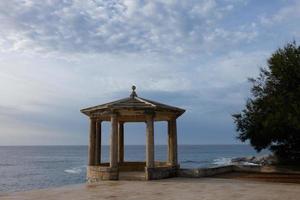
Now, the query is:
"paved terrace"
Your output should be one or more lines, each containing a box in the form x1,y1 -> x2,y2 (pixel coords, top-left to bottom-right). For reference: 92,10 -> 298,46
1,178 -> 300,200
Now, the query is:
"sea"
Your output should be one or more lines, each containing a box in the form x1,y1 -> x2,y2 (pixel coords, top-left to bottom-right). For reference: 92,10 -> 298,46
0,145 -> 268,193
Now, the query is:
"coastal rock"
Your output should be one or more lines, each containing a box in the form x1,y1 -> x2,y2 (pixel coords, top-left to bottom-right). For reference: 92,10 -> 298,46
231,154 -> 278,166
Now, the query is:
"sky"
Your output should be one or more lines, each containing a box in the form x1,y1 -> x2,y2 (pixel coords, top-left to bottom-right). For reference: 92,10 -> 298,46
0,0 -> 299,145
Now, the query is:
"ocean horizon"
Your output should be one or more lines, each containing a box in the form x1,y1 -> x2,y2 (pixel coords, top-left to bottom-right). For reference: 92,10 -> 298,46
0,144 -> 268,193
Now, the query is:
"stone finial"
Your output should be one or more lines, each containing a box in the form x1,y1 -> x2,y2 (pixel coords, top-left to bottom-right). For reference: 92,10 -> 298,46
130,85 -> 137,98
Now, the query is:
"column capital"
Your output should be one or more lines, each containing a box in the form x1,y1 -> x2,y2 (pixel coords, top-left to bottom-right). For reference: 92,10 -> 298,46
169,115 -> 178,121
90,116 -> 97,121
144,109 -> 155,116
110,112 -> 119,118
145,113 -> 155,121
90,117 -> 104,123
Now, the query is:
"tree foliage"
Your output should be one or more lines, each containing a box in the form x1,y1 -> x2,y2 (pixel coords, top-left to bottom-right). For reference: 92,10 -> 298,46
233,42 -> 300,164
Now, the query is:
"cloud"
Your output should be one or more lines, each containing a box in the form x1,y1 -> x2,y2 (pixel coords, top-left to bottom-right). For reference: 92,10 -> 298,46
0,0 -> 252,55
259,0 -> 300,26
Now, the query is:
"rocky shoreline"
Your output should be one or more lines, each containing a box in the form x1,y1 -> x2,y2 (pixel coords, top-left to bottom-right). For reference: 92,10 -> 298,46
231,154 -> 278,166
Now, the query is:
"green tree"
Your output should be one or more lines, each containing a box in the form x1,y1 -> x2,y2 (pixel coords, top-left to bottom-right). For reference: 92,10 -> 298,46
233,42 -> 300,164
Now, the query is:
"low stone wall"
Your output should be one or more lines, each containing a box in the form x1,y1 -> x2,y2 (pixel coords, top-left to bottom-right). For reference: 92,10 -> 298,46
87,166 -> 118,182
233,164 -> 300,174
146,165 -> 178,180
119,162 -> 146,171
233,165 -> 262,173
179,165 -> 234,178
179,164 -> 300,178
88,164 -> 300,181
87,162 -> 178,181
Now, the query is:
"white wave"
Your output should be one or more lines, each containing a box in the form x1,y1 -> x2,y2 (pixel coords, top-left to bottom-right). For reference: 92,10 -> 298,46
240,161 -> 260,166
212,157 -> 232,166
64,166 -> 84,174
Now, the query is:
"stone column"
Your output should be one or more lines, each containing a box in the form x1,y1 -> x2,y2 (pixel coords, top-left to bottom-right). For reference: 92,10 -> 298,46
118,122 -> 124,163
172,119 -> 178,165
167,120 -> 172,164
146,115 -> 155,168
110,113 -> 118,168
95,121 -> 102,165
88,118 -> 96,166
168,118 -> 178,166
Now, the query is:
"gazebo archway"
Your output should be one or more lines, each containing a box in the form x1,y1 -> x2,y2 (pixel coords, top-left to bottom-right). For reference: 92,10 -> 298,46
81,86 -> 185,181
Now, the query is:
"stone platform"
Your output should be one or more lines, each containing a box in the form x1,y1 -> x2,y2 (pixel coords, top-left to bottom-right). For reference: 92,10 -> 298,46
2,178 -> 300,200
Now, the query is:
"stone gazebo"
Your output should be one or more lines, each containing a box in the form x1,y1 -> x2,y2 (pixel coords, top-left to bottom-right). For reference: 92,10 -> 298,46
81,86 -> 185,181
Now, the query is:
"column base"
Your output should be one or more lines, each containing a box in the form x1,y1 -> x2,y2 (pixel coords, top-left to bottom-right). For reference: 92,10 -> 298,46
87,166 -> 119,182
